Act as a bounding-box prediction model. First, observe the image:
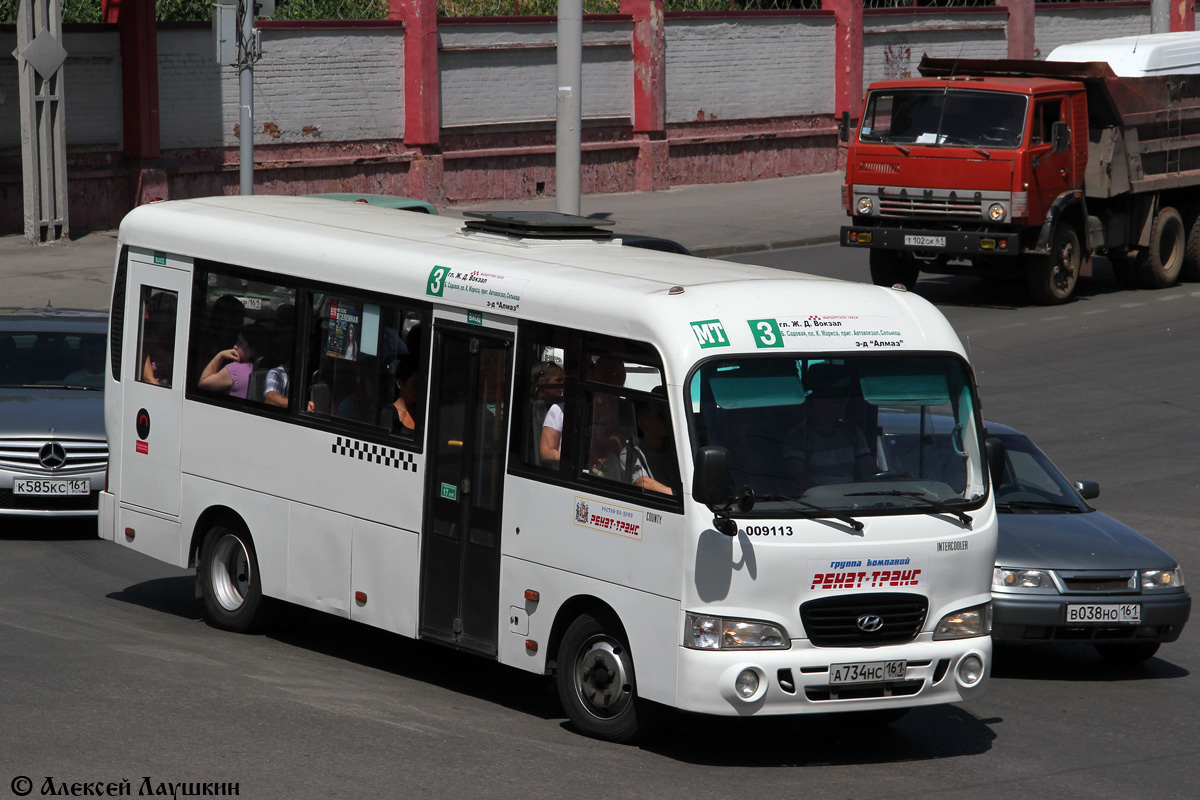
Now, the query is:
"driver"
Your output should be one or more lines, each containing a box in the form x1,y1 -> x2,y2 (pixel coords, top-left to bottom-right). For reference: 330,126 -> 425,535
784,363 -> 877,487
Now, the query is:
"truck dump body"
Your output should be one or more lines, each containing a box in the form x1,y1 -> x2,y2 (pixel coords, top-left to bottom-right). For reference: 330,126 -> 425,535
919,55 -> 1200,195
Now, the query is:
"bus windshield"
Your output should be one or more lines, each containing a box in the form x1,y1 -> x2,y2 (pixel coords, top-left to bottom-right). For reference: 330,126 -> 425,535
689,355 -> 986,517
860,88 -> 1027,149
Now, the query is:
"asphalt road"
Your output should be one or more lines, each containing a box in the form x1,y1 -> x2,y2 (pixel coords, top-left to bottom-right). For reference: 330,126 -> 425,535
2,244 -> 1198,799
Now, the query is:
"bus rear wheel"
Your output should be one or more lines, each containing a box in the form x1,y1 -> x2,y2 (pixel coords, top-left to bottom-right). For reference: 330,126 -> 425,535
200,523 -> 277,633
556,612 -> 657,743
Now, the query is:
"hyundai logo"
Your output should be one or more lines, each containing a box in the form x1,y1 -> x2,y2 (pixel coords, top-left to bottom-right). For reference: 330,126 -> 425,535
38,441 -> 68,470
856,613 -> 885,633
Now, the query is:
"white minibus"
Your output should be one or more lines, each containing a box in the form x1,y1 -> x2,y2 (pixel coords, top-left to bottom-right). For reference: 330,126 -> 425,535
100,196 -> 999,742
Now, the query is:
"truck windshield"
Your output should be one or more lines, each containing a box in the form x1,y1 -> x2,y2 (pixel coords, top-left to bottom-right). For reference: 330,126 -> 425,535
860,88 -> 1028,149
688,356 -> 987,518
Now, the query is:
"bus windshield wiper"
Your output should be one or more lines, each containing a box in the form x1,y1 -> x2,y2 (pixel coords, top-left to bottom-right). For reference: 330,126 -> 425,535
754,493 -> 864,532
846,490 -> 973,527
997,499 -> 1083,513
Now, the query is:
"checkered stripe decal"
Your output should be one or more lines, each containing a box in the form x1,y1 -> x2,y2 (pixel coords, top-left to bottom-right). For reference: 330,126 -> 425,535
333,436 -> 417,472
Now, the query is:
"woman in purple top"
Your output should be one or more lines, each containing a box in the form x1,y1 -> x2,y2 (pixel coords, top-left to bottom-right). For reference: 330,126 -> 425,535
198,324 -> 262,399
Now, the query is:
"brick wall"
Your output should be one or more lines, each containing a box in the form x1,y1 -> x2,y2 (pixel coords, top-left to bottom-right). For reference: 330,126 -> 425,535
863,11 -> 1009,88
1034,5 -> 1152,60
664,15 -> 835,123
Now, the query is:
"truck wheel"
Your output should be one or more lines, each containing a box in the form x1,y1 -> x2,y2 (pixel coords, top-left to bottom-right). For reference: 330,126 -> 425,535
1183,211 -> 1200,282
200,523 -> 278,633
1139,206 -> 1185,288
556,612 -> 658,743
1027,225 -> 1080,304
869,250 -> 920,290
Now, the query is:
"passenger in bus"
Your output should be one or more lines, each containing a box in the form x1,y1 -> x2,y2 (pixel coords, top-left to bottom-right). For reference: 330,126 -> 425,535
263,304 -> 297,408
529,361 -> 564,464
585,355 -> 628,477
784,363 -> 876,487
538,364 -> 569,468
197,323 -> 265,399
195,294 -> 247,378
621,390 -> 678,495
385,356 -> 422,433
335,355 -> 379,423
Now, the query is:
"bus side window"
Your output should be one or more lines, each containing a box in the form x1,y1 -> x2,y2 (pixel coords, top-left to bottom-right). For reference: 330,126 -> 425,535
137,287 -> 178,389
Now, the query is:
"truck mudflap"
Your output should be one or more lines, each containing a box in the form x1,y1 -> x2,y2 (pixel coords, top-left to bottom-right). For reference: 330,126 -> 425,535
842,225 -> 1025,257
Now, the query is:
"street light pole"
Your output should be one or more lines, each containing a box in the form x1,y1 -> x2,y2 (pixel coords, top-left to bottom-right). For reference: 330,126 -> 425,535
556,0 -> 582,215
238,0 -> 256,195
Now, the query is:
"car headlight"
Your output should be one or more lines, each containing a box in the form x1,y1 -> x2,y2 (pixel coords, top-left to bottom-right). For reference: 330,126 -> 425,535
856,196 -> 874,215
993,567 -> 1054,589
933,603 -> 992,640
685,614 -> 789,650
987,202 -> 1007,222
1141,567 -> 1185,590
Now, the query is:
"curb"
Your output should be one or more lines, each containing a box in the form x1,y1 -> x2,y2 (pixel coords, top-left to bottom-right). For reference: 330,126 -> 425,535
692,234 -> 841,259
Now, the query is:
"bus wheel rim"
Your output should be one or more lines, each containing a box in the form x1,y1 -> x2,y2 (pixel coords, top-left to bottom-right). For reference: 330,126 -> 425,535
573,636 -> 633,719
211,534 -> 251,612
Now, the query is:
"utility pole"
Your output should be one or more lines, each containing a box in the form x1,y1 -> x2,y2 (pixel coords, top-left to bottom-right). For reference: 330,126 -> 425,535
238,0 -> 258,195
556,0 -> 582,215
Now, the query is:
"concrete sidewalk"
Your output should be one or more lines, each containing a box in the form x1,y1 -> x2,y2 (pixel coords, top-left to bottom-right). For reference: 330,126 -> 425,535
0,172 -> 846,310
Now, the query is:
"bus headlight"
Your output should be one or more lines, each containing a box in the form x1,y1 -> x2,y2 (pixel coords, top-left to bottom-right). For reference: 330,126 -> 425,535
987,203 -> 1007,222
685,614 -> 789,650
1141,567 -> 1185,589
856,196 -> 874,215
932,603 -> 992,640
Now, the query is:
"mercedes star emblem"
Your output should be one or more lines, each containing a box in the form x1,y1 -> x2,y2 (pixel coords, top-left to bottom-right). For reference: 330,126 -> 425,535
38,441 -> 68,470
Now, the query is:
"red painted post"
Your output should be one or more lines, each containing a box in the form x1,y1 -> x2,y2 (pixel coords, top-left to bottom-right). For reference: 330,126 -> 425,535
621,0 -> 667,191
824,0 -> 863,122
1170,0 -> 1195,32
392,0 -> 440,146
100,0 -> 120,24
996,0 -> 1035,60
118,0 -> 160,159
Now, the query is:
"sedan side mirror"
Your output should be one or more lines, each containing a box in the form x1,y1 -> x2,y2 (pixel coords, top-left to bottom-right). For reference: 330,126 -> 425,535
1074,480 -> 1100,500
985,437 -> 1007,487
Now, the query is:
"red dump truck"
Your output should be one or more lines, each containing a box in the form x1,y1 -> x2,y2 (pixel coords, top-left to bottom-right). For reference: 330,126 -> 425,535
840,53 -> 1200,303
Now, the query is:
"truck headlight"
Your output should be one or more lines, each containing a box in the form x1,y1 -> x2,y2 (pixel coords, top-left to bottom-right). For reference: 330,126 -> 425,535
933,603 -> 992,640
685,614 -> 789,650
987,202 -> 1007,222
856,196 -> 874,215
1141,567 -> 1185,590
993,567 -> 1053,589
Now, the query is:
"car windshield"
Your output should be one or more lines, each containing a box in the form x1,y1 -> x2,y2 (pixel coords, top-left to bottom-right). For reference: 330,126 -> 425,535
992,432 -> 1090,512
860,88 -> 1028,149
688,355 -> 986,518
0,330 -> 106,389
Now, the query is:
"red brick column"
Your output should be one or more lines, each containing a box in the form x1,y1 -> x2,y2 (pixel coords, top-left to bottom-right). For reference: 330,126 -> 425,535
103,0 -> 160,159
997,0 -> 1035,60
824,0 -> 863,122
622,0 -> 668,191
392,0 -> 439,146
1170,0 -> 1196,31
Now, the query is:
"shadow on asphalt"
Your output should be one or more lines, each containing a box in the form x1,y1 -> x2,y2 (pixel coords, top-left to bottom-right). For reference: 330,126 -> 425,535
0,517 -> 98,541
108,575 -> 205,622
992,642 -> 1189,682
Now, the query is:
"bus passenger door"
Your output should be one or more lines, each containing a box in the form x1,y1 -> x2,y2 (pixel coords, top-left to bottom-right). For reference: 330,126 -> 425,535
119,252 -> 191,517
420,324 -> 512,656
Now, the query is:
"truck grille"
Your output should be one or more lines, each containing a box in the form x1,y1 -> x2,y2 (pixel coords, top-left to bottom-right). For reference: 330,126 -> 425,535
879,190 -> 982,219
800,593 -> 928,647
0,437 -> 108,474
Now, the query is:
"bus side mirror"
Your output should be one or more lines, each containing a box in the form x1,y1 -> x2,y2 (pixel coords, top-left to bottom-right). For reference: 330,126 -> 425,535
692,446 -> 732,507
1051,121 -> 1070,154
985,437 -> 1007,487
838,111 -> 851,143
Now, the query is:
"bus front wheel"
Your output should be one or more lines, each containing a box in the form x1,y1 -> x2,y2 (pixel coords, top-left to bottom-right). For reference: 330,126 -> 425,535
556,612 -> 657,743
200,523 -> 277,633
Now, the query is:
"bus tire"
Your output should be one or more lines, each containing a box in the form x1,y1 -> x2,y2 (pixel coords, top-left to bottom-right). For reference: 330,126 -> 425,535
1094,641 -> 1160,665
1183,209 -> 1200,281
556,612 -> 658,743
869,250 -> 920,291
200,523 -> 277,633
1139,206 -> 1185,288
1027,224 -> 1080,305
